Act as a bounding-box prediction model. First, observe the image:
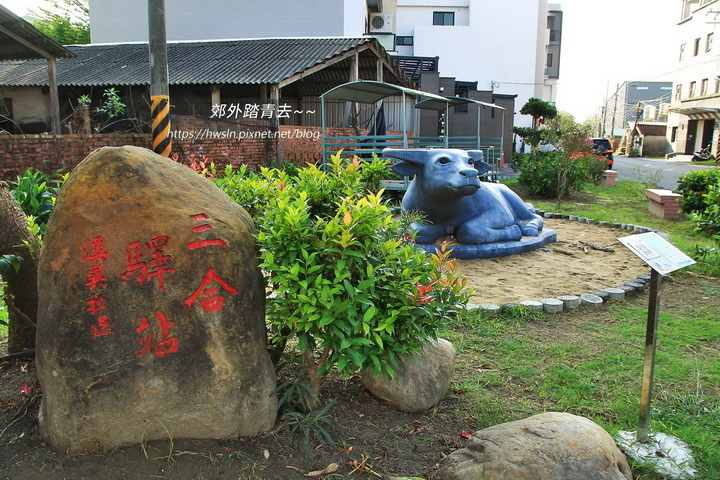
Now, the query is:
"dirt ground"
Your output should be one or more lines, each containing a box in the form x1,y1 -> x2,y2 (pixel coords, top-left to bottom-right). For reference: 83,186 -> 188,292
460,218 -> 650,304
0,220 -> 666,479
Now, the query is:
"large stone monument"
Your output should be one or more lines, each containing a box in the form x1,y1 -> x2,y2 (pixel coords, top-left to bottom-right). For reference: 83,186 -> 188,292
385,148 -> 556,259
36,146 -> 277,453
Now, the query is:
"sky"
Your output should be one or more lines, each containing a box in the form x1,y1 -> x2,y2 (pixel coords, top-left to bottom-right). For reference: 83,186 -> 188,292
2,0 -> 44,17
3,0 -> 681,122
554,0 -> 679,121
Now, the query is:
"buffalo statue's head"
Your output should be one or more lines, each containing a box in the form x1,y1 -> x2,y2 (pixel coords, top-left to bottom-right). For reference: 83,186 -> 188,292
384,148 -> 491,199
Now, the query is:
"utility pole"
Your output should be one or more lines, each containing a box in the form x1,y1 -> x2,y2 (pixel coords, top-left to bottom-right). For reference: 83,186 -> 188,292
609,83 -> 619,148
148,0 -> 172,157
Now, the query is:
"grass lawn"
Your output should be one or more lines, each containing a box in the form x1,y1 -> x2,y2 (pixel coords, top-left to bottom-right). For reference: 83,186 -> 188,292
441,275 -> 719,479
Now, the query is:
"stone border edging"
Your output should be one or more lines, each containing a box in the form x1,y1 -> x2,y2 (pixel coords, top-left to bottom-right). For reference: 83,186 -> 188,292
466,211 -> 660,315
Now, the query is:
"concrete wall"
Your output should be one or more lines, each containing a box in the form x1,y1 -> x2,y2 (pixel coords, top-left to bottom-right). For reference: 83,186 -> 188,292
640,135 -> 671,157
0,87 -> 49,133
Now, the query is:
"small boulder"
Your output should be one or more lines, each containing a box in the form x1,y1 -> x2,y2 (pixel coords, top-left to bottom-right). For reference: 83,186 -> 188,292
36,146 -> 277,453
361,338 -> 455,412
439,412 -> 633,480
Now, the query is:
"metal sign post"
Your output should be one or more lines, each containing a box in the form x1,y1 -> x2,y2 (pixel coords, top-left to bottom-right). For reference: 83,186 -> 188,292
637,268 -> 662,443
618,232 -> 696,444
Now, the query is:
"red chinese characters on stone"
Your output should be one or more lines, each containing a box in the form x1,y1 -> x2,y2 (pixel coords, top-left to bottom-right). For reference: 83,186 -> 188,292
81,236 -> 113,338
81,235 -> 109,290
135,310 -> 180,358
186,213 -> 228,250
91,314 -> 113,339
121,235 -> 176,290
184,214 -> 238,313
184,267 -> 239,312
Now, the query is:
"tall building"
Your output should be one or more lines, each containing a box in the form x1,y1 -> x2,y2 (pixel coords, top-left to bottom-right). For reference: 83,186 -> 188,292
369,0 -> 560,128
667,0 -> 720,157
89,0 -> 561,129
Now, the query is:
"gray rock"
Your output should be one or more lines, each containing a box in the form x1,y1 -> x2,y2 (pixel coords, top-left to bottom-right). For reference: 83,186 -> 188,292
580,293 -> 604,307
361,338 -> 455,412
541,297 -> 564,313
440,412 -> 633,480
36,146 -> 277,453
557,295 -> 580,310
616,285 -> 637,295
625,281 -> 646,291
479,303 -> 500,317
604,287 -> 626,301
519,300 -> 544,311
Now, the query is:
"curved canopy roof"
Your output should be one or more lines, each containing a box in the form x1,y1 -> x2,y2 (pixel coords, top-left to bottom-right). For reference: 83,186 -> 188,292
321,80 -> 448,104
414,95 -> 505,111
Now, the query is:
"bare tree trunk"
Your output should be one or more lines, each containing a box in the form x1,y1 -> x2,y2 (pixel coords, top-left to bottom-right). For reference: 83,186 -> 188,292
303,346 -> 331,410
0,182 -> 39,353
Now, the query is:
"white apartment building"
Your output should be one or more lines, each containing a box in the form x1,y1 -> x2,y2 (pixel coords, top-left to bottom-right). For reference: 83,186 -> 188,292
667,0 -> 720,156
89,0 -> 560,130
387,0 -> 560,128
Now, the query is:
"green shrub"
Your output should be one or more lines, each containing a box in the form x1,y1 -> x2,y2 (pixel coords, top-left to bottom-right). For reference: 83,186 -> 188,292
693,183 -> 720,241
675,168 -> 720,214
10,168 -> 65,238
216,153 -> 470,402
517,151 -> 606,199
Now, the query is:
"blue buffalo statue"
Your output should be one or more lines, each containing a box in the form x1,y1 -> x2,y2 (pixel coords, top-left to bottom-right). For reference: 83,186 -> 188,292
385,148 -> 544,245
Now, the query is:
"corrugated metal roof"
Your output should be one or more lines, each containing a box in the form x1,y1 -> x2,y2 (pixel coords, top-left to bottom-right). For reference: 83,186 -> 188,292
0,37 -> 375,87
0,4 -> 75,60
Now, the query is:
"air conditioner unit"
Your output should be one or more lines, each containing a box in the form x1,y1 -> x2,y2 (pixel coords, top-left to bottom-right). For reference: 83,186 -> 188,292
369,13 -> 393,33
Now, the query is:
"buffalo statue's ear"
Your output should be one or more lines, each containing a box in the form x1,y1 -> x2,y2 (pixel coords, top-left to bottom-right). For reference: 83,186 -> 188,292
474,160 -> 493,176
468,150 -> 484,162
467,150 -> 493,176
391,161 -> 422,177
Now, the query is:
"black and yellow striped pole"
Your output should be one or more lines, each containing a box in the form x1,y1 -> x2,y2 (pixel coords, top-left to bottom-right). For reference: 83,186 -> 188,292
148,0 -> 172,157
151,95 -> 171,156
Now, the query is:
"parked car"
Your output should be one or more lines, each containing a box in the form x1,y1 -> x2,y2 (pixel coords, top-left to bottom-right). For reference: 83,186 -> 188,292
590,138 -> 614,169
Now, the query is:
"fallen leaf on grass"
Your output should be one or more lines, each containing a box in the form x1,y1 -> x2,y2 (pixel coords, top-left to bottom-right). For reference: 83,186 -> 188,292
306,463 -> 340,477
286,463 -> 340,477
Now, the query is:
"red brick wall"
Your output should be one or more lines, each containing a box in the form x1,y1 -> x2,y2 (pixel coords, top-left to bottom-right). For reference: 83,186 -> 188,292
0,123 -> 383,181
0,134 -> 152,180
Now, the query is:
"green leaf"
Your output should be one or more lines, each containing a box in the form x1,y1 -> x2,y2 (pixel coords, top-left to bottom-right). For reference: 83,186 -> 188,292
362,305 -> 377,323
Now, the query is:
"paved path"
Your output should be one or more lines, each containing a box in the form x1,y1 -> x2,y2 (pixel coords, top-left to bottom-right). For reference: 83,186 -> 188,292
611,155 -> 716,190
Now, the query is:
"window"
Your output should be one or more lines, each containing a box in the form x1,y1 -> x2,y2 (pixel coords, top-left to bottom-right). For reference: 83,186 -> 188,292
679,43 -> 686,61
707,33 -> 713,52
433,11 -> 455,26
671,127 -> 678,142
676,84 -> 683,100
547,53 -> 553,68
694,37 -> 701,56
716,76 -> 720,94
701,78 -> 709,95
396,36 -> 413,46
689,81 -> 697,97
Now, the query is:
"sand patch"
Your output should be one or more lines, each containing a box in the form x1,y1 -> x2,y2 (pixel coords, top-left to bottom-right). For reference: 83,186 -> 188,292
455,218 -> 650,304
